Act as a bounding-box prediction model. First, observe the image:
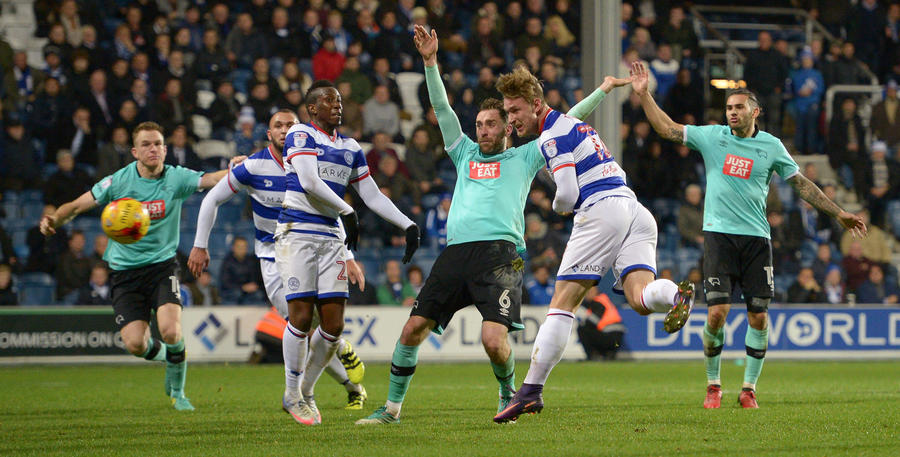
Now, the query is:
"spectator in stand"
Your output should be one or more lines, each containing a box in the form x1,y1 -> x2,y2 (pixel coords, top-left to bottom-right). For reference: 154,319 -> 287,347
840,210 -> 892,265
0,264 -> 16,306
25,205 -> 67,274
312,35 -> 346,82
156,50 -> 196,103
473,67 -> 502,106
155,78 -> 193,135
856,264 -> 899,304
822,265 -> 846,304
787,267 -> 824,304
544,14 -> 578,69
828,97 -> 867,195
324,9 -> 353,55
42,46 -> 69,89
405,126 -> 442,195
576,288 -> 625,361
847,0 -> 886,75
842,240 -> 876,293
116,100 -> 141,134
630,27 -> 656,62
376,259 -> 416,306
187,271 -> 221,306
56,229 -> 91,301
76,264 -> 112,305
225,13 -> 268,71
77,25 -> 105,70
107,60 -> 133,105
277,61 -> 312,95
834,41 -> 871,88
195,28 -> 230,83
234,110 -> 267,157
660,6 -> 700,64
744,31 -> 788,137
130,53 -> 152,87
95,126 -> 134,179
424,193 -> 451,249
671,141 -> 703,191
788,47 -> 825,155
407,265 -> 425,295
650,44 -> 679,102
207,81 -> 241,141
247,83 -> 279,125
127,79 -> 155,122
249,57 -> 282,102
88,233 -> 107,270
336,81 -> 364,139
515,16 -> 551,59
337,56 -> 373,105
664,68 -> 704,124
677,183 -> 704,249
44,23 -> 73,64
165,125 -> 202,170
363,86 -> 402,142
811,243 -> 838,285
80,69 -> 116,142
348,261 -> 378,305
863,141 -> 900,228
467,14 -> 505,74
634,141 -> 674,201
525,261 -> 555,306
524,213 -> 565,267
871,80 -> 900,150
58,0 -> 83,47
374,154 -> 421,214
219,236 -> 264,305
1,118 -> 42,190
44,150 -> 93,208
267,6 -> 306,69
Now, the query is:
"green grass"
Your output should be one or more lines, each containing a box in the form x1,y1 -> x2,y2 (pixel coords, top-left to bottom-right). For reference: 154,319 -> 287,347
1,360 -> 899,456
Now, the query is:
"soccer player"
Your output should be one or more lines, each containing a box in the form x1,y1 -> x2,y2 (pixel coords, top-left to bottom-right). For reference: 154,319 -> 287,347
629,61 -> 866,408
492,66 -> 696,424
277,80 -> 420,425
187,110 -> 369,411
39,122 -> 245,410
356,25 -> 628,426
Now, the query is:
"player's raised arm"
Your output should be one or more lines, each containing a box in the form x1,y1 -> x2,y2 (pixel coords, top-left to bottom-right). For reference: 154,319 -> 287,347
40,191 -> 98,235
566,76 -> 631,121
631,61 -> 685,144
787,173 -> 867,238
415,25 -> 464,153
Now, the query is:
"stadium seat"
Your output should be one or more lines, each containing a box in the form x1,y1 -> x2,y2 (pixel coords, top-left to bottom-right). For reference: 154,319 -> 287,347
195,140 -> 235,160
22,201 -> 44,225
195,89 -> 216,110
17,273 -> 57,306
192,114 -> 213,140
396,72 -> 425,116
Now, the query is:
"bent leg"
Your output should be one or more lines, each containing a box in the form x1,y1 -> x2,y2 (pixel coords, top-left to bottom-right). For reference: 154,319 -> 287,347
482,321 -> 516,402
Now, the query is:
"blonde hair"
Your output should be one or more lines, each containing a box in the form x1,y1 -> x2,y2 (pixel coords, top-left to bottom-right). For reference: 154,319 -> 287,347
545,16 -> 575,47
496,66 -> 544,104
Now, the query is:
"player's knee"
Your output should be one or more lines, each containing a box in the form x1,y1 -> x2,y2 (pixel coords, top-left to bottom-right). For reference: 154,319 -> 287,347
123,338 -> 146,356
320,321 -> 344,337
399,317 -> 430,345
159,327 -> 181,345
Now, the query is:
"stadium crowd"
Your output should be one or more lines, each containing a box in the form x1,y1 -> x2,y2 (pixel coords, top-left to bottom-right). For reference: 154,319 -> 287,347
1,0 -> 899,308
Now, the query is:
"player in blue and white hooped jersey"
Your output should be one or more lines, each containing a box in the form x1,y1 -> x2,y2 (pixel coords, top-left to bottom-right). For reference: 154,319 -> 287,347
276,80 -> 420,425
187,110 -> 369,415
494,67 -> 696,423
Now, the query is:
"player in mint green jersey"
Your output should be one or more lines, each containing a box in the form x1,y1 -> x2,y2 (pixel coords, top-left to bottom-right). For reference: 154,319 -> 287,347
631,62 -> 867,409
40,122 -> 244,411
356,25 -> 630,425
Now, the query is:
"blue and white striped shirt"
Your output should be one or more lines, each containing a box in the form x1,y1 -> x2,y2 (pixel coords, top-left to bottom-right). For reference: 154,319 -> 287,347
227,145 -> 286,260
538,109 -> 635,211
279,123 -> 369,238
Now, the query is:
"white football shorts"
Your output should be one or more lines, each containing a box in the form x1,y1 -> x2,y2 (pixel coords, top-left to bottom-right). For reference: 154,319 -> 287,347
555,196 -> 658,292
275,232 -> 349,302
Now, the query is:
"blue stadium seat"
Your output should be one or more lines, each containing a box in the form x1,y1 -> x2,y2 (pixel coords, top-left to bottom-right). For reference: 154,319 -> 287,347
2,200 -> 20,219
22,201 -> 45,225
21,190 -> 43,203
17,273 -> 57,306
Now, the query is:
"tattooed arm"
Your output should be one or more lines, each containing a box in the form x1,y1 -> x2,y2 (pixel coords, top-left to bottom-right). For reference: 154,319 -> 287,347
630,61 -> 685,144
787,173 -> 868,238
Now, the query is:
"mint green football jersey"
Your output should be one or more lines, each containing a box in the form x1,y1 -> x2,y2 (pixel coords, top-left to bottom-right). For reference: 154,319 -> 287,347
91,163 -> 203,270
444,135 -> 545,253
685,124 -> 800,239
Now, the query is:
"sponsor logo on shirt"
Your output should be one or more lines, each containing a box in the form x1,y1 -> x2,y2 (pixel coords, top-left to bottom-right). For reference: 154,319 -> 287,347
723,153 -> 753,179
264,179 -> 273,188
142,200 -> 166,220
577,124 -> 597,136
101,177 -> 112,189
469,161 -> 500,179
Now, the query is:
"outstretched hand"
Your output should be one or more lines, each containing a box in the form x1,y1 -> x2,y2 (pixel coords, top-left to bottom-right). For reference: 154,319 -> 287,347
187,247 -> 210,279
413,25 -> 438,66
630,61 -> 650,95
837,211 -> 868,239
599,75 -> 632,93
402,224 -> 420,264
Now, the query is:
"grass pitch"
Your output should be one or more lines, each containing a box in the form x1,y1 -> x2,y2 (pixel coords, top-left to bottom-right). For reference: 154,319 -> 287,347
1,360 -> 898,456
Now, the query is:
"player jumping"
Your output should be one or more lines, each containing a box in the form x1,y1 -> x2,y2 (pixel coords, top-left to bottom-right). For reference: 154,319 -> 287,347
493,66 -> 695,423
187,110 -> 369,412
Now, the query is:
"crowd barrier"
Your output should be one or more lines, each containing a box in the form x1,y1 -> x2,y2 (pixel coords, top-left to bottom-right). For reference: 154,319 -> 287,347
1,306 -> 898,363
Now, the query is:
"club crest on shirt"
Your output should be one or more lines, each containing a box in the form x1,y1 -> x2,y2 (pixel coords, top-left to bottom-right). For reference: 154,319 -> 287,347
344,151 -> 354,165
288,277 -> 300,290
756,148 -> 768,159
293,132 -> 307,148
542,139 -> 558,158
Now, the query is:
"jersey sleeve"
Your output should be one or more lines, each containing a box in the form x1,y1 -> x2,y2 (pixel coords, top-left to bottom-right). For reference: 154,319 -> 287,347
540,136 -> 575,175
174,166 -> 205,199
227,162 -> 251,193
772,140 -> 800,179
522,141 -> 546,176
348,141 -> 371,184
284,127 -> 318,160
90,174 -> 116,206
684,125 -> 716,157
446,131 -> 476,164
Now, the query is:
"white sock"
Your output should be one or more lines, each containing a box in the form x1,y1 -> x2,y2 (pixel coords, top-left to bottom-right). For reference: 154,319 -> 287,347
523,310 -> 575,385
640,279 -> 679,313
386,400 -> 402,416
283,322 -> 308,392
300,327 -> 340,398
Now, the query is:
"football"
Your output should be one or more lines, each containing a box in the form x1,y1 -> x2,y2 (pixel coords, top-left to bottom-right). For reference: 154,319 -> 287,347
101,198 -> 150,244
